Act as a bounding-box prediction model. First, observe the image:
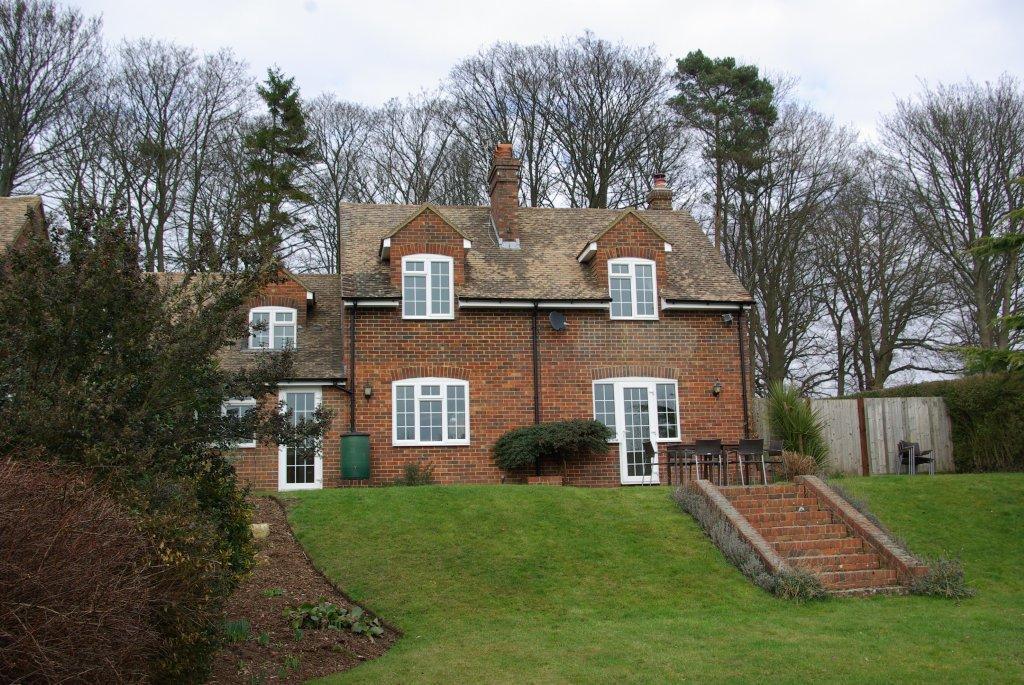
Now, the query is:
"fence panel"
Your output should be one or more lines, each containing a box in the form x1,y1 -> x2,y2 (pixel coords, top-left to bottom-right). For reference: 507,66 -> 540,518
752,396 -> 954,475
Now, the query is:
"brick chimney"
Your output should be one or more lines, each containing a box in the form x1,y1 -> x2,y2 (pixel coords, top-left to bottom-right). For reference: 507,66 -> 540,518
647,173 -> 673,211
488,142 -> 521,246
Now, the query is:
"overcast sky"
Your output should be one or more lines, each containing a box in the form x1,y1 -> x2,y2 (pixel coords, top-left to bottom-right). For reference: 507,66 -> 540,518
75,0 -> 1021,137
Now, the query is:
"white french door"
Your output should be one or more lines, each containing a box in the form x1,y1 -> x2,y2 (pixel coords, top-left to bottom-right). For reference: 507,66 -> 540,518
278,387 -> 323,491
618,383 -> 659,485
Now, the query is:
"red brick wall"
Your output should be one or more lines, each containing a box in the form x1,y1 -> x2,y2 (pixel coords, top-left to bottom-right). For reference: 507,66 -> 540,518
245,273 -> 309,325
343,307 -> 748,487
388,209 -> 466,287
590,213 -> 667,279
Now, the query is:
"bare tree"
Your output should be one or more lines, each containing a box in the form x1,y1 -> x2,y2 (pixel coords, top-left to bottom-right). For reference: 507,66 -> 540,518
817,148 -> 943,391
882,76 -> 1024,351
0,0 -> 102,195
445,42 -> 558,206
723,100 -> 854,389
542,34 -> 688,208
369,94 -> 479,206
298,94 -> 375,272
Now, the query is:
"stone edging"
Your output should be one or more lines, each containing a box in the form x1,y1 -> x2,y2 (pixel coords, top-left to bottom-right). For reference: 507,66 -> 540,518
796,475 -> 928,583
691,479 -> 792,574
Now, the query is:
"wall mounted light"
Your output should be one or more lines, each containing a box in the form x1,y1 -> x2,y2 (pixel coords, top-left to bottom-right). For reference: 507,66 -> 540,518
363,383 -> 373,399
721,313 -> 734,325
711,380 -> 723,397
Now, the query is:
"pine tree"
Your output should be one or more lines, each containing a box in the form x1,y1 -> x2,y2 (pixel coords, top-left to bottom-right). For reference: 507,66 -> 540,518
240,67 -> 313,265
670,51 -> 777,249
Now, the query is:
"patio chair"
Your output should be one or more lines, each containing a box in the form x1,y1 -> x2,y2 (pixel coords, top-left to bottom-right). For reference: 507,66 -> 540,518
641,439 -> 658,485
897,440 -> 935,476
736,438 -> 766,486
665,443 -> 696,486
694,439 -> 725,485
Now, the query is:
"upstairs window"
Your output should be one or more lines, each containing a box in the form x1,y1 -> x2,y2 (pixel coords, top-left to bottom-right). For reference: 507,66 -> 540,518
392,377 -> 469,445
402,254 -> 453,319
249,306 -> 296,349
608,258 -> 658,320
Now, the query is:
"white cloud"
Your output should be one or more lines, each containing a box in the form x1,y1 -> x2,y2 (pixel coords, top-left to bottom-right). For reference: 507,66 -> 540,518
75,0 -> 1022,136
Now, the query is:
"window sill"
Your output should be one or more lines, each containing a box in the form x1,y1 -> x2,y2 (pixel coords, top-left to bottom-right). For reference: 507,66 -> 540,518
609,316 -> 660,321
393,439 -> 470,447
401,315 -> 455,321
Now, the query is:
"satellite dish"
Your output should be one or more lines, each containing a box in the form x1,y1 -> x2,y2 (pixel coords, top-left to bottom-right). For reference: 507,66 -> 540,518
549,311 -> 567,331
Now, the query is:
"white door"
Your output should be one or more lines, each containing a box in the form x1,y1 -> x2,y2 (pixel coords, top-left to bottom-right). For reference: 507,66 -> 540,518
619,384 -> 659,485
278,387 -> 323,491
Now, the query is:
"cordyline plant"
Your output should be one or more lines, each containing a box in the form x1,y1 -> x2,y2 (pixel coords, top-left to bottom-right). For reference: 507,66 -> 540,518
0,204 -> 332,681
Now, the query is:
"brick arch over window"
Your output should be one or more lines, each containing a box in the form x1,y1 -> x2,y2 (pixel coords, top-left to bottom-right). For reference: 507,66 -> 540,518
388,365 -> 468,383
590,365 -> 680,381
602,246 -> 661,262
246,295 -> 306,325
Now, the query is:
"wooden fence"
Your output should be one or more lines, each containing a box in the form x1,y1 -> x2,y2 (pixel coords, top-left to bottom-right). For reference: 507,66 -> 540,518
752,396 -> 955,475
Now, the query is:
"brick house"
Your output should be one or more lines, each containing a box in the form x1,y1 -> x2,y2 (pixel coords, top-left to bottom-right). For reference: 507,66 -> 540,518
225,144 -> 755,490
0,196 -> 46,255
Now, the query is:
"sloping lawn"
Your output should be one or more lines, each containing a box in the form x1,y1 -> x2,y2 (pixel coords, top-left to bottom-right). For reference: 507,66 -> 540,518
285,474 -> 1024,683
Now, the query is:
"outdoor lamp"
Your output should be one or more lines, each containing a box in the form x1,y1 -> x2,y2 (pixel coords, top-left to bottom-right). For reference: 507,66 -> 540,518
712,380 -> 723,397
363,383 -> 373,399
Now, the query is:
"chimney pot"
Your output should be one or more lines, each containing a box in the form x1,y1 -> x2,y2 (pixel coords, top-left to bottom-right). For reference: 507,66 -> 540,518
647,173 -> 673,211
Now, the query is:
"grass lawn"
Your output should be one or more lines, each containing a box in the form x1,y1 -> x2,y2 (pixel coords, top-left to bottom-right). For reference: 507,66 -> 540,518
284,474 -> 1024,684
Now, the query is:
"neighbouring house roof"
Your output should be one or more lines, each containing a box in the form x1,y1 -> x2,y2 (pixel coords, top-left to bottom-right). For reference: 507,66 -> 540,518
340,203 -> 752,303
0,196 -> 45,252
157,272 -> 345,381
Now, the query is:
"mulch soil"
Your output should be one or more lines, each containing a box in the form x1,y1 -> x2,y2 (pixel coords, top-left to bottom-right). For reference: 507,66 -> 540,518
209,497 -> 398,683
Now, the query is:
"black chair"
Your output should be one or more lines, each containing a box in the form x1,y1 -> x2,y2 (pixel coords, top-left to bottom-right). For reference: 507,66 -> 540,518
665,443 -> 696,486
694,439 -> 724,484
736,438 -> 766,486
897,440 -> 935,475
641,439 -> 658,485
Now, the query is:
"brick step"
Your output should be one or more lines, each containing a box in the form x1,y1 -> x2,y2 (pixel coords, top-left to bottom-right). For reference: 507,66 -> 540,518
759,523 -> 849,542
818,568 -> 898,590
830,585 -> 907,597
773,537 -> 866,556
745,510 -> 834,527
731,497 -> 822,513
790,553 -> 884,572
722,485 -> 800,498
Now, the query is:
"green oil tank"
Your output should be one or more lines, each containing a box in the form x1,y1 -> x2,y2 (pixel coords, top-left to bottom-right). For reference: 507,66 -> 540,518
340,432 -> 371,480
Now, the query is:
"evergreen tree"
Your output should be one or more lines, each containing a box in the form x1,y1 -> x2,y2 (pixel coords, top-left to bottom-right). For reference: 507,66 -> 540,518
240,67 -> 313,265
670,50 -> 776,248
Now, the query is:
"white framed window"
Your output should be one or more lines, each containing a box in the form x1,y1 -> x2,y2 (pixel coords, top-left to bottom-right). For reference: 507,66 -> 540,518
392,377 -> 469,446
608,258 -> 658,320
592,377 -> 680,442
222,398 -> 257,448
249,306 -> 297,349
402,254 -> 454,319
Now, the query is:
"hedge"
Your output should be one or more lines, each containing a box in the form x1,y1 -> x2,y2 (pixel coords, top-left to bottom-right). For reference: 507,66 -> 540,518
493,420 -> 613,471
856,372 -> 1024,472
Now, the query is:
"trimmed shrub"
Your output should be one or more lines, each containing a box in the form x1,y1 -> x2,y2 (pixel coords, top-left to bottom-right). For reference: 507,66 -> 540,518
855,372 -> 1024,472
766,382 -> 829,468
779,450 -> 820,480
493,420 -> 613,471
673,487 -> 826,601
0,459 -> 159,683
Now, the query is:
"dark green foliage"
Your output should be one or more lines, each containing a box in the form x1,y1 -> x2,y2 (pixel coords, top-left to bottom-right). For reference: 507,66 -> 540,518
493,420 -> 613,471
396,461 -> 436,486
0,208 -> 331,681
240,67 -> 313,261
284,599 -> 384,638
673,487 -> 826,601
911,557 -> 976,600
766,381 -> 829,468
856,373 -> 1024,472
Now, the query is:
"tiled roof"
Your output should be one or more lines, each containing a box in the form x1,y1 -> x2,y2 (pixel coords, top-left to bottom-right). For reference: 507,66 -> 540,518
0,196 -> 43,251
340,203 -> 752,303
158,272 -> 344,381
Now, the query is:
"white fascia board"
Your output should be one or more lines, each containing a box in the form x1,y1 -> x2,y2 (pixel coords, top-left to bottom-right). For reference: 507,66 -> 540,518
458,299 -> 534,309
344,299 -> 400,307
379,237 -> 391,260
463,238 -> 472,249
664,242 -> 673,252
577,242 -> 597,263
660,298 -> 746,311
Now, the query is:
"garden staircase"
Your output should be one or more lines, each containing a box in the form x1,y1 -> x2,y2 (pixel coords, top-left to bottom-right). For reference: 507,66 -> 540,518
719,480 -> 917,595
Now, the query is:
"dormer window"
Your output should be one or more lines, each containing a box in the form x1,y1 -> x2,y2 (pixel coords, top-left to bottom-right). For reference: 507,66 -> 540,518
249,306 -> 297,349
608,258 -> 658,320
402,254 -> 453,320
